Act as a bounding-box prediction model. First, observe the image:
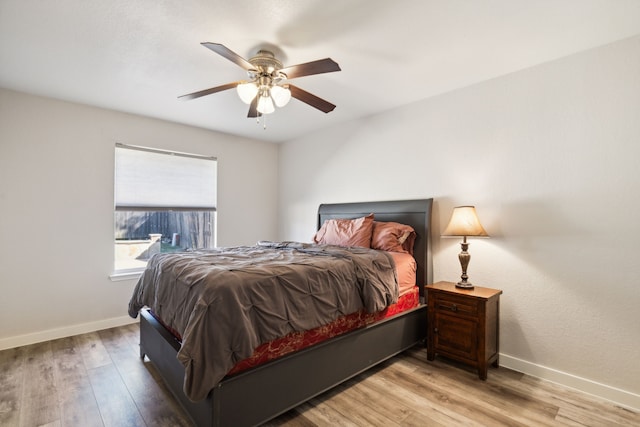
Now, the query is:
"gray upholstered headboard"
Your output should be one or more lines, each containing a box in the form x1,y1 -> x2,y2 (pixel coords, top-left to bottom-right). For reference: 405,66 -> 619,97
317,199 -> 433,298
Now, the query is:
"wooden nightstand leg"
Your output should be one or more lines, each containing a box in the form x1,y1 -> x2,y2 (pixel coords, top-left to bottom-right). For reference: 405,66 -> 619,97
479,363 -> 488,380
427,348 -> 435,361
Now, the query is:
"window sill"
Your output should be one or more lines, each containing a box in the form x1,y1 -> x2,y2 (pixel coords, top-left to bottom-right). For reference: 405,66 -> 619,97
109,269 -> 143,282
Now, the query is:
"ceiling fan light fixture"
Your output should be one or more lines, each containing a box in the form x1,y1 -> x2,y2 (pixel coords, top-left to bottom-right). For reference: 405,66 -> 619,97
270,85 -> 291,107
256,93 -> 275,114
236,82 -> 258,104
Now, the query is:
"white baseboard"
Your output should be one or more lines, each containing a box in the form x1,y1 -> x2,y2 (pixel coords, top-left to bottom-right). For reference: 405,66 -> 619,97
500,353 -> 640,412
0,315 -> 138,351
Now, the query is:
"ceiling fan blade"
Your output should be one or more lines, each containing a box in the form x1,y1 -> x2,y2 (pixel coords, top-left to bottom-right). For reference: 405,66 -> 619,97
247,97 -> 260,118
280,58 -> 340,79
178,82 -> 240,101
288,84 -> 336,113
201,43 -> 254,71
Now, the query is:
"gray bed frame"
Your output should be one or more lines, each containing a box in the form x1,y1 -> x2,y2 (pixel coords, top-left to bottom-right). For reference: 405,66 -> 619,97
139,198 -> 433,426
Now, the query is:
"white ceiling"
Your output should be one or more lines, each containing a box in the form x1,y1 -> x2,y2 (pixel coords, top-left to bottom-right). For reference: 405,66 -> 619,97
2,1 -> 640,143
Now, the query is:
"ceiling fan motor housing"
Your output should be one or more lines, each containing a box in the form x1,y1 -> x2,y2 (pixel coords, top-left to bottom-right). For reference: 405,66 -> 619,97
249,50 -> 285,77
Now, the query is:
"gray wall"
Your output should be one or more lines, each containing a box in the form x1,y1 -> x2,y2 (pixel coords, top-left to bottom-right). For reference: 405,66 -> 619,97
0,89 -> 279,347
278,35 -> 640,409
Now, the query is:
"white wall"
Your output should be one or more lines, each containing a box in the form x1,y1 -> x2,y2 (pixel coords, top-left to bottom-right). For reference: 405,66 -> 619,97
0,89 -> 279,348
279,35 -> 640,409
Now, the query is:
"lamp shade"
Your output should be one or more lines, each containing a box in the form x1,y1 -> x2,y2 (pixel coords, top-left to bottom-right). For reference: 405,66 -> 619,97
270,85 -> 291,107
256,93 -> 275,114
442,206 -> 489,237
236,82 -> 259,104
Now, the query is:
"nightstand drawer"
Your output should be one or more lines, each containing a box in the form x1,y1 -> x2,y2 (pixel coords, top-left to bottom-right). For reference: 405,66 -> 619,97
433,294 -> 479,317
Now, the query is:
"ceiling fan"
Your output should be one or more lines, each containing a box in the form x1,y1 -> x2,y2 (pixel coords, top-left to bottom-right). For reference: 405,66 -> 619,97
179,43 -> 341,119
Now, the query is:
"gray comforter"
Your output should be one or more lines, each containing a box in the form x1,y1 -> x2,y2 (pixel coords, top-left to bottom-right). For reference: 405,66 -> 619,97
128,242 -> 398,401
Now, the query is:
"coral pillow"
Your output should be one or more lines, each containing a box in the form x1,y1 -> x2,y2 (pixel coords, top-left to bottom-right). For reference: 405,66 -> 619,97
313,214 -> 374,248
371,221 -> 416,254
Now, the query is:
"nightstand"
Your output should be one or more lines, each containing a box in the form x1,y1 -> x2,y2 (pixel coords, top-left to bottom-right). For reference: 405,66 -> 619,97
426,281 -> 502,380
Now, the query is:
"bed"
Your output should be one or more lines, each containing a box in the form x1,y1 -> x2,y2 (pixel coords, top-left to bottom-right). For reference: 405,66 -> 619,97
133,198 -> 433,426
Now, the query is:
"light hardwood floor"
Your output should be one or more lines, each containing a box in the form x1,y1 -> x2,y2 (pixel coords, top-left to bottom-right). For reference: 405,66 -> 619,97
1,323 -> 638,427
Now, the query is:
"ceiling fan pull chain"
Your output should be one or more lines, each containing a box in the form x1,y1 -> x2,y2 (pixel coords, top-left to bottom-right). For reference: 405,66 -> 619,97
255,114 -> 267,130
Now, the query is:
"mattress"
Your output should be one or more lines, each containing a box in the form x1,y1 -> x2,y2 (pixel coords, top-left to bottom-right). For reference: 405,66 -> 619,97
149,285 -> 419,378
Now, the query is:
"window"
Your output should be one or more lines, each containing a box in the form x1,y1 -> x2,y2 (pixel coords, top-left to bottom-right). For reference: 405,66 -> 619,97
113,143 -> 217,273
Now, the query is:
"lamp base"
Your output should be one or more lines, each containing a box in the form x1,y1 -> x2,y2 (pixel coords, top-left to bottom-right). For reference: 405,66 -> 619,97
456,281 -> 474,289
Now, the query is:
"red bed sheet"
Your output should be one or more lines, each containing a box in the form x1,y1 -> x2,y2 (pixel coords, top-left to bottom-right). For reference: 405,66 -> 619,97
149,286 -> 420,376
227,285 -> 420,375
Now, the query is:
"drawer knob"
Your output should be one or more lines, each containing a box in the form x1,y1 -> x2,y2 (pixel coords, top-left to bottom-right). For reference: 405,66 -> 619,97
450,304 -> 458,312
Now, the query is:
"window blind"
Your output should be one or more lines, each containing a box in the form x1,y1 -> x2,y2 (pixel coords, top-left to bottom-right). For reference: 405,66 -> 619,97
115,143 -> 217,211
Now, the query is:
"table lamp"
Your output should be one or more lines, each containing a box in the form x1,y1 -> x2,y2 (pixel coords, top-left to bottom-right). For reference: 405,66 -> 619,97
442,206 -> 489,288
